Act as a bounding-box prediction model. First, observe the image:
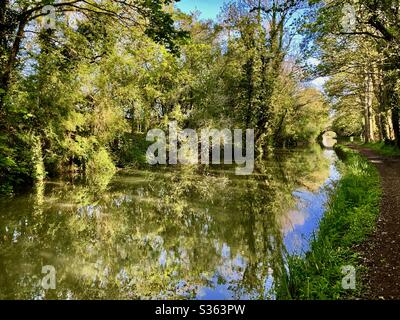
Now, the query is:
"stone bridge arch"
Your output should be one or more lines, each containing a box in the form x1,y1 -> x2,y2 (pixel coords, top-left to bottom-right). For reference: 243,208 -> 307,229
319,129 -> 338,148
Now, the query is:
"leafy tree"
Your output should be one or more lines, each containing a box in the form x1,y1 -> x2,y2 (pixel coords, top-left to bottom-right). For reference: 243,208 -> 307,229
304,0 -> 400,144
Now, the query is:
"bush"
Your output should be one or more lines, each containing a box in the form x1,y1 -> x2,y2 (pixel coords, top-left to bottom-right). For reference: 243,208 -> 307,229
86,147 -> 116,190
0,134 -> 35,195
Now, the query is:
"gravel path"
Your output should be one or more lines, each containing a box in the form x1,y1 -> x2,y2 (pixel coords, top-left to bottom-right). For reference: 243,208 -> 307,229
350,145 -> 400,300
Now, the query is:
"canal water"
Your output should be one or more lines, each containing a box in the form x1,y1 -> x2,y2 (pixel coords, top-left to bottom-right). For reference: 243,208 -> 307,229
0,146 -> 340,299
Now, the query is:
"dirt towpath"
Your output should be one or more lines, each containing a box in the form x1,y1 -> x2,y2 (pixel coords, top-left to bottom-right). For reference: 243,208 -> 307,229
349,145 -> 400,299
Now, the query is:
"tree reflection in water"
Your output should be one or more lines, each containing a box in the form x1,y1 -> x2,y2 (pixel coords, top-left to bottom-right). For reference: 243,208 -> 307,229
0,145 -> 338,300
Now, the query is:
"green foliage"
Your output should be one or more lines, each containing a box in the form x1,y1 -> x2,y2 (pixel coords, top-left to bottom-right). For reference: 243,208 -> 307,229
0,0 -> 188,193
113,134 -> 153,168
0,134 -> 34,195
278,145 -> 381,300
85,147 -> 116,191
87,147 -> 116,176
274,85 -> 329,145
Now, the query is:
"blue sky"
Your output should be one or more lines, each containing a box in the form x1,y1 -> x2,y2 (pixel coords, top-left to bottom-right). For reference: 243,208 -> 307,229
175,0 -> 226,20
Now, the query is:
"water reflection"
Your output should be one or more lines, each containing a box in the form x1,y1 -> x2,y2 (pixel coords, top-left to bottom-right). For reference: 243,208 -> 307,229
283,150 -> 340,254
0,146 -> 339,300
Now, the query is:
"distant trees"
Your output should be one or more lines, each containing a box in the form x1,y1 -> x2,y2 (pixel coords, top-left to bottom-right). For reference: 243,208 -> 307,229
305,0 -> 400,145
219,0 -> 311,150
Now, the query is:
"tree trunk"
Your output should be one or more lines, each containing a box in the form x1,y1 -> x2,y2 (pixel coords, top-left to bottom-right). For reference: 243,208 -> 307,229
1,9 -> 27,115
392,107 -> 400,147
386,110 -> 395,140
364,72 -> 375,142
371,62 -> 387,141
0,0 -> 10,113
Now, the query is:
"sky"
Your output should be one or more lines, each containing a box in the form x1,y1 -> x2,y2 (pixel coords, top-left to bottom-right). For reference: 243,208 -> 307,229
175,0 -> 226,20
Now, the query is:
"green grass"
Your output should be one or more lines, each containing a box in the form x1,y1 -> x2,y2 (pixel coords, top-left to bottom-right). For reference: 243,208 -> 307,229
363,141 -> 400,157
277,145 -> 381,300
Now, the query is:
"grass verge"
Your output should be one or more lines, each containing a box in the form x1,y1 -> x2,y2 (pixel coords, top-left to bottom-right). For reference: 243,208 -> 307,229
363,142 -> 400,157
277,144 -> 381,300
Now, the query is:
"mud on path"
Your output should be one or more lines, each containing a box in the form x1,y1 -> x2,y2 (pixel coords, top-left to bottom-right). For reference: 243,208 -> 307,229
349,145 -> 400,299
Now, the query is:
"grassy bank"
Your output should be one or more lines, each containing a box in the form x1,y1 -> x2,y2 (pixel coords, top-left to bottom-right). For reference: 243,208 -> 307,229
278,145 -> 381,300
363,142 -> 400,157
